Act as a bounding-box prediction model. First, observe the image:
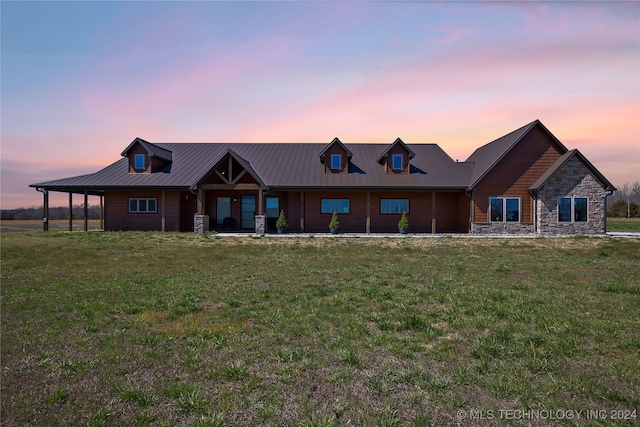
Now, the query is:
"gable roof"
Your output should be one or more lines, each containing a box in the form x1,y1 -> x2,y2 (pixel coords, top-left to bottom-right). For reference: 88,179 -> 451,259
121,137 -> 173,162
194,149 -> 267,190
465,120 -> 568,190
375,138 -> 416,164
319,137 -> 353,163
529,149 -> 616,192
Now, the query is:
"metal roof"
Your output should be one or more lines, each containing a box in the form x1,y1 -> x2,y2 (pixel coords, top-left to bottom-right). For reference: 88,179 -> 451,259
30,142 -> 472,192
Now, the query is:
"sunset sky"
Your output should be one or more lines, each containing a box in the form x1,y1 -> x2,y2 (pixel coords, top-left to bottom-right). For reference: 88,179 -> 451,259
2,1 -> 638,209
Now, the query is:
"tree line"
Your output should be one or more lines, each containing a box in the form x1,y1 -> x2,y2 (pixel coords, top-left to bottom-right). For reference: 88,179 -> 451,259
607,182 -> 640,218
1,205 -> 102,221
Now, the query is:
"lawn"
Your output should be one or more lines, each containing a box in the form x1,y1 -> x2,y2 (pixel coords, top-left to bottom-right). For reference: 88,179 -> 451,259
608,218 -> 640,233
1,232 -> 639,426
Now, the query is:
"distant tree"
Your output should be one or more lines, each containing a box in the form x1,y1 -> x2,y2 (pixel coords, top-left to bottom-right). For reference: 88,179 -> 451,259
608,200 -> 639,218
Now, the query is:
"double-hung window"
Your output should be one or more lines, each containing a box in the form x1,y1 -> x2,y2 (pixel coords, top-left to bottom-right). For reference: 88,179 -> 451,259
489,197 -> 520,222
321,199 -> 350,214
129,198 -> 157,213
381,199 -> 409,214
134,154 -> 145,170
558,197 -> 587,222
330,154 -> 341,170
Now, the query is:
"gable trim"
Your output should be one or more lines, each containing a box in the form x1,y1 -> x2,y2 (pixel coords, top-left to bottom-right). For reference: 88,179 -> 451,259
190,149 -> 267,191
529,149 -> 616,193
121,137 -> 173,162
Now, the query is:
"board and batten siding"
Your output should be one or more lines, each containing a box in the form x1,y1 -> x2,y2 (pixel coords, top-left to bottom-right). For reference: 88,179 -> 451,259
105,190 -> 180,231
472,126 -> 565,224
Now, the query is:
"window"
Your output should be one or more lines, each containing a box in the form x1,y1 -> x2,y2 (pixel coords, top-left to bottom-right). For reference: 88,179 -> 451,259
489,197 -> 520,222
266,197 -> 279,219
381,199 -> 409,214
330,154 -> 341,170
321,199 -> 350,214
558,197 -> 588,222
134,154 -> 145,170
391,154 -> 403,170
129,198 -> 157,213
217,197 -> 230,224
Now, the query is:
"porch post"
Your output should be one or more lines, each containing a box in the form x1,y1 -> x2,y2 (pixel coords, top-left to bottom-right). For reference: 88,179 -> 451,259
68,193 -> 73,231
84,191 -> 88,232
99,195 -> 104,230
300,191 -> 305,232
431,191 -> 436,234
258,188 -> 263,215
43,190 -> 49,232
161,190 -> 166,232
366,191 -> 371,234
197,188 -> 204,215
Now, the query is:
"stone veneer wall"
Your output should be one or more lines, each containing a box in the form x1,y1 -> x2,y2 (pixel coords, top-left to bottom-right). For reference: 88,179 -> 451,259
536,156 -> 607,235
472,222 -> 535,235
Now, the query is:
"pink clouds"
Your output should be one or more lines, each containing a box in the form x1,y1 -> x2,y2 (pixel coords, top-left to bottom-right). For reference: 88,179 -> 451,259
2,1 -> 638,209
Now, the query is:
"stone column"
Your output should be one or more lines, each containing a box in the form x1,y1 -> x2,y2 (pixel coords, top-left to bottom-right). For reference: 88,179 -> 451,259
255,214 -> 266,236
194,214 -> 209,235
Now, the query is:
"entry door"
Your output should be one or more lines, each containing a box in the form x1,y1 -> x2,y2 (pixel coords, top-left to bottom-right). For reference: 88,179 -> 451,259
241,195 -> 256,229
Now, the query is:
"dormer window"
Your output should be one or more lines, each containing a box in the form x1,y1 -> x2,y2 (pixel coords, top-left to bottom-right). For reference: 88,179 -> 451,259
331,154 -> 342,170
319,138 -> 352,173
392,154 -> 403,170
134,154 -> 145,170
376,138 -> 415,174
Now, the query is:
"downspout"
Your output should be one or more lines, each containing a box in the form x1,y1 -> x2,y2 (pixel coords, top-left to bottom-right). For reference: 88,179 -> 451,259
531,191 -> 538,235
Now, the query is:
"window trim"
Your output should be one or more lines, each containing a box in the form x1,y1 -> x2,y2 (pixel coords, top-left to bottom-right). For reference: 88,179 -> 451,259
134,154 -> 145,170
380,199 -> 409,214
330,154 -> 342,170
489,197 -> 520,223
128,198 -> 157,213
558,197 -> 588,223
391,154 -> 403,170
321,198 -> 350,214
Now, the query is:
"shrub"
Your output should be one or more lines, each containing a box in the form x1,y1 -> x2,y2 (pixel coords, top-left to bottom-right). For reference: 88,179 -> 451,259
275,210 -> 288,229
329,212 -> 340,230
397,212 -> 409,231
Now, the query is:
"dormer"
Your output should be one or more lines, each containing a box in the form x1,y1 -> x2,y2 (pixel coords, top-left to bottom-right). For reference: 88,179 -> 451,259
121,137 -> 172,173
376,138 -> 415,174
319,137 -> 352,173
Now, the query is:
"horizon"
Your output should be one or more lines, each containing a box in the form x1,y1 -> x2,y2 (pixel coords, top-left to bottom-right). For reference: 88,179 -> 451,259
2,1 -> 638,209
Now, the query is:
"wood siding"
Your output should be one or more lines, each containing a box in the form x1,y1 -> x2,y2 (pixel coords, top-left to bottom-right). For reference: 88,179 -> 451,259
297,190 -> 468,233
105,190 -> 181,231
472,126 -> 564,223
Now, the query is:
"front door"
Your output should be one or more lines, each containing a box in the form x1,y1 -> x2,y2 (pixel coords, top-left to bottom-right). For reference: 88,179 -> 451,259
241,195 -> 256,229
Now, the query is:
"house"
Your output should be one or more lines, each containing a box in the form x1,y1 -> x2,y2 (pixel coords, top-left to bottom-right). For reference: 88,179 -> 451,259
30,120 -> 616,235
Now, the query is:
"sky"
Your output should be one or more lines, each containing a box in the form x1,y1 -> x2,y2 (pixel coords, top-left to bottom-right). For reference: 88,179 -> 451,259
1,0 -> 639,209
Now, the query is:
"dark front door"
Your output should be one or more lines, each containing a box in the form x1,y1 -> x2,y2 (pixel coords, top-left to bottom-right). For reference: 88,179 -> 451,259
241,195 -> 256,229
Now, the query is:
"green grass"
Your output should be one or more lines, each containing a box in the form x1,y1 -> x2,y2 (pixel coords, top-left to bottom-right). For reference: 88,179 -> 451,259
608,218 -> 640,232
2,231 -> 639,426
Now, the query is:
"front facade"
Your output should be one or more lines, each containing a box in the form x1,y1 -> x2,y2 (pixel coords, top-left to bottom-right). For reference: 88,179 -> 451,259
30,120 -> 615,235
